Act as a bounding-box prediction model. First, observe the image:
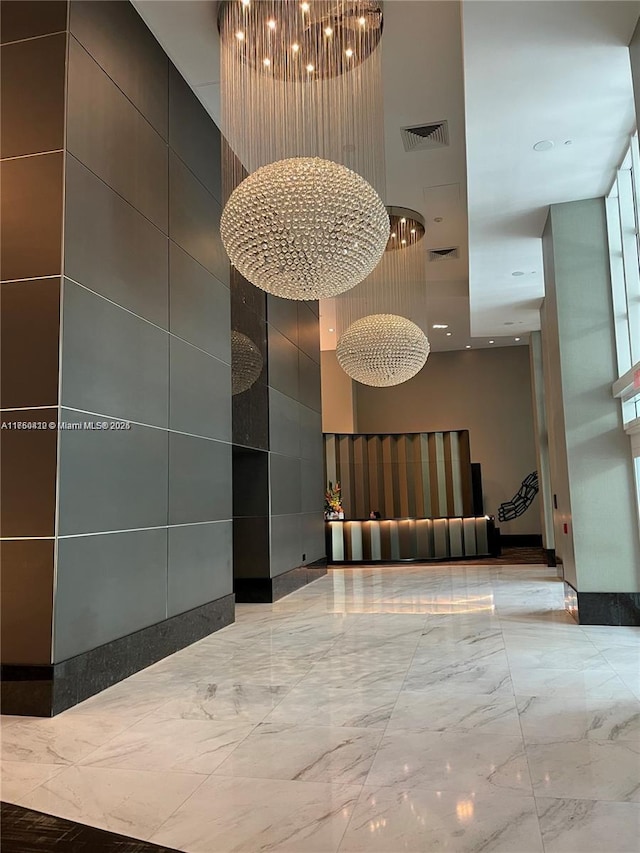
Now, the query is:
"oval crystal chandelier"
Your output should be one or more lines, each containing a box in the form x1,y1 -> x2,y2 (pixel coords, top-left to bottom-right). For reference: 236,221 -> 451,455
231,330 -> 263,395
337,314 -> 430,387
221,157 -> 389,300
335,207 -> 431,385
218,0 -> 388,300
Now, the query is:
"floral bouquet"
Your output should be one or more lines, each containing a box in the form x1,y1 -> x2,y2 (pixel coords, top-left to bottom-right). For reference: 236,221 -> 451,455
324,481 -> 344,519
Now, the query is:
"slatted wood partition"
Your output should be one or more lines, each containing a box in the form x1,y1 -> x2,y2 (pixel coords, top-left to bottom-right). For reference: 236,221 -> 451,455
324,432 -> 473,519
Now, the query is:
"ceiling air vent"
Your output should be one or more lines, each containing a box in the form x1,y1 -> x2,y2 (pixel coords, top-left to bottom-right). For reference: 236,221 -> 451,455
401,121 -> 449,152
428,246 -> 459,262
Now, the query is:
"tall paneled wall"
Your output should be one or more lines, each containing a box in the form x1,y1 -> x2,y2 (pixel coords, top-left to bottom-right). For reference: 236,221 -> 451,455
325,432 -> 473,519
1,0 -> 234,715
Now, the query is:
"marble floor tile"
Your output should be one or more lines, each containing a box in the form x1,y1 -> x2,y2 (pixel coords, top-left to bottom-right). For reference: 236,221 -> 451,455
0,715 -> 133,765
296,659 -> 409,692
387,690 -> 521,736
403,660 -> 514,696
536,797 -> 640,853
80,717 -> 254,774
21,764 -> 204,840
516,693 -> 640,742
526,737 -> 640,801
213,722 -> 381,785
150,776 -> 360,853
264,685 -> 399,729
65,680 -> 186,721
0,761 -> 65,803
508,667 -> 634,698
365,729 -> 532,796
152,681 -> 292,723
339,786 -> 543,853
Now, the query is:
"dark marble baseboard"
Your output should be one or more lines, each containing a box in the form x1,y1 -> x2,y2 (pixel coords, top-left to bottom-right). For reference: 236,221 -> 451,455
0,802 -> 181,852
235,560 -> 327,603
499,534 -> 543,547
1,594 -> 234,717
564,581 -> 640,626
546,548 -> 557,568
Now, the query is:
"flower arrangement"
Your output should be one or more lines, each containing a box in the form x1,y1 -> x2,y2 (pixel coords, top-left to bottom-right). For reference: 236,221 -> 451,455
324,481 -> 344,519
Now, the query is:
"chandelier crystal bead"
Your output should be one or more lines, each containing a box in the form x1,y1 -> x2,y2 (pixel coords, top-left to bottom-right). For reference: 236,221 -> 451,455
221,157 -> 389,301
336,314 -> 430,387
231,330 -> 264,395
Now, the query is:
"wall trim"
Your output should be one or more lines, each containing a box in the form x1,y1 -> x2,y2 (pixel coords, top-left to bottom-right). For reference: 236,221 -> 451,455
235,561 -> 327,603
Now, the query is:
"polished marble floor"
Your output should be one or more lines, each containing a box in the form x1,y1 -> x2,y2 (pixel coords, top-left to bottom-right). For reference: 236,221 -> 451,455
2,563 -> 640,852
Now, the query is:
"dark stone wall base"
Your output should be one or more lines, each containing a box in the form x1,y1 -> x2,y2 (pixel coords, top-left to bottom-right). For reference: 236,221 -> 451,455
546,548 -> 557,568
500,534 -> 543,547
564,581 -> 640,626
235,561 -> 327,603
1,594 -> 235,717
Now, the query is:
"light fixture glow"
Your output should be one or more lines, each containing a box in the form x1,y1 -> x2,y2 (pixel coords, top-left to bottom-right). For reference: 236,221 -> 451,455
432,324 -> 448,329
359,15 -> 366,25
235,30 -> 245,40
241,0 -> 250,6
301,1 -> 310,10
515,337 -> 521,341
489,340 -> 495,344
466,345 -> 471,349
221,157 -> 389,300
328,327 -> 335,332
345,47 -> 354,58
446,332 -> 452,336
337,314 -> 430,387
263,57 -> 271,66
325,26 -> 333,36
292,42 -> 300,52
267,18 -> 276,29
306,63 -> 314,72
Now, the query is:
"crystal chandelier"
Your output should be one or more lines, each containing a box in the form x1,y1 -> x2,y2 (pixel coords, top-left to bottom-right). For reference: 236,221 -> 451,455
221,157 -> 389,300
218,1 -> 388,301
336,314 -> 431,387
335,207 -> 431,385
231,330 -> 263,395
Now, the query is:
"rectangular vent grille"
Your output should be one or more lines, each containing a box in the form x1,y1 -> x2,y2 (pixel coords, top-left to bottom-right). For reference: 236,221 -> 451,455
401,121 -> 449,152
428,246 -> 459,262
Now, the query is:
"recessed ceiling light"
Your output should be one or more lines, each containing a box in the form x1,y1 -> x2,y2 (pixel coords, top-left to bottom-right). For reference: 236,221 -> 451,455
434,217 -> 443,223
446,332 -> 452,337
267,18 -> 276,30
432,324 -> 448,329
515,337 -> 521,341
328,327 -> 335,332
489,340 -> 495,344
465,345 -> 472,349
235,30 -> 245,40
564,140 -> 572,146
512,271 -> 525,277
504,321 -> 514,326
533,140 -> 554,152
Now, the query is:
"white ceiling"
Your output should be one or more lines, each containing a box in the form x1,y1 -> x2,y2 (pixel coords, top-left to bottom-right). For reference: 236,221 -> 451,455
463,0 -> 639,337
133,0 -> 639,352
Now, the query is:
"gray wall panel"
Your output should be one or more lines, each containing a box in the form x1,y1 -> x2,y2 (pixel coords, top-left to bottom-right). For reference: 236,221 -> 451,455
66,36 -> 168,231
268,325 -> 299,400
169,433 -> 232,524
0,152 -> 63,281
299,350 -> 322,412
169,242 -> 230,362
267,295 -> 298,347
61,280 -> 169,427
297,303 -> 321,365
169,65 -> 221,201
268,388 -> 300,458
169,337 -> 231,441
301,458 -> 324,514
1,1 -> 67,44
299,404 -> 323,462
270,454 -> 302,516
169,152 -> 228,283
270,514 -> 302,578
1,540 -> 54,665
301,512 -> 326,563
69,0 -> 168,138
0,408 -> 58,538
57,410 -> 168,536
65,155 -> 169,328
168,521 -> 232,616
1,33 -> 66,158
1,278 -> 60,409
54,528 -> 168,661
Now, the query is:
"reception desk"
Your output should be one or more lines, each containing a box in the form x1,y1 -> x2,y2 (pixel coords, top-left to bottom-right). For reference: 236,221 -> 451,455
326,516 -> 495,563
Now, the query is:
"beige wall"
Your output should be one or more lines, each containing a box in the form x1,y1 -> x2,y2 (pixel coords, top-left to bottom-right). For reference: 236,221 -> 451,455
321,350 -> 357,434
351,346 -> 541,535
